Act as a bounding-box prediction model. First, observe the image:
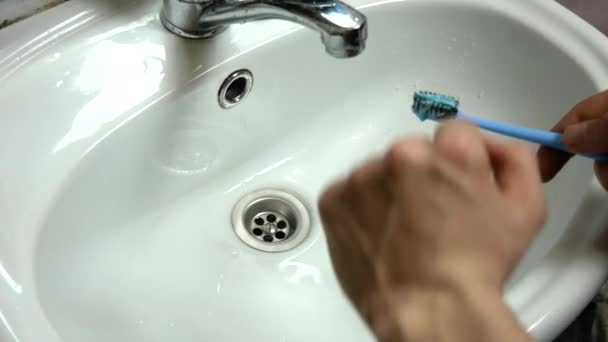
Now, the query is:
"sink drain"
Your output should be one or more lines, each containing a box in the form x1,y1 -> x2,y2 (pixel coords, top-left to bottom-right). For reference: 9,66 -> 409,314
232,189 -> 310,252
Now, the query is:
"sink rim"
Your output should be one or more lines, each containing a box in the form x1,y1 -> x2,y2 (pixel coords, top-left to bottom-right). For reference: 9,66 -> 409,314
1,0 -> 608,341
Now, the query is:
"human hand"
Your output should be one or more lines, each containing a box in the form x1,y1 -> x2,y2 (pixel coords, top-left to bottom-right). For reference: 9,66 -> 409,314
538,90 -> 608,189
319,121 -> 545,342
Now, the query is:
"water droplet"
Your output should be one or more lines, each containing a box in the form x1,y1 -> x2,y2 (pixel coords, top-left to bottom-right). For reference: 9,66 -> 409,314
169,322 -> 176,328
447,46 -> 453,51
451,37 -> 457,43
231,249 -> 239,257
137,319 -> 144,325
216,273 -> 225,294
477,90 -> 485,99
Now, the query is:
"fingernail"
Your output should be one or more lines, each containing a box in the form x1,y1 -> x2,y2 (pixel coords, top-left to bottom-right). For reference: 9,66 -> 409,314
563,123 -> 587,148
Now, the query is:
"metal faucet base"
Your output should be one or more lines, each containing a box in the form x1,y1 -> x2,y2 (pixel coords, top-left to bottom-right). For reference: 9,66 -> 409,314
160,12 -> 227,39
160,0 -> 367,57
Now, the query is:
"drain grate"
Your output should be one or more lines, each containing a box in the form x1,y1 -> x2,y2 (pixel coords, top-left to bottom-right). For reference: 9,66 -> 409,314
232,189 -> 310,252
250,211 -> 291,242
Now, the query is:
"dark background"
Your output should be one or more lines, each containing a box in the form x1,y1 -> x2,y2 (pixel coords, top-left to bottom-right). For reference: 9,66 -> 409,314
558,0 -> 608,36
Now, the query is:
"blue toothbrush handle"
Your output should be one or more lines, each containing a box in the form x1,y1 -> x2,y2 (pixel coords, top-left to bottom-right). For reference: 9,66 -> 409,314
456,113 -> 608,161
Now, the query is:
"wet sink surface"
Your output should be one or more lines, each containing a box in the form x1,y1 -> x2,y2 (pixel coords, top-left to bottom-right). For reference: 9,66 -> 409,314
2,0 -> 608,341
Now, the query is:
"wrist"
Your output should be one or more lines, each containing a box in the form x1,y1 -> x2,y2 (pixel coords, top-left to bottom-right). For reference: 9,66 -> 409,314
384,282 -> 532,342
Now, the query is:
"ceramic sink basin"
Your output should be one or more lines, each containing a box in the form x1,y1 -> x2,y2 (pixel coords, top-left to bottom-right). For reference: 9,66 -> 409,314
2,0 -> 608,341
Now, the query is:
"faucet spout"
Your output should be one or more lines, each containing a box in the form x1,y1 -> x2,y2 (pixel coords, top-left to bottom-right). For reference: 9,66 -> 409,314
161,0 -> 367,58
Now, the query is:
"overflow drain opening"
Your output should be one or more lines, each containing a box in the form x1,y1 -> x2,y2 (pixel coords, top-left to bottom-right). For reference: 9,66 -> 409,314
218,69 -> 253,109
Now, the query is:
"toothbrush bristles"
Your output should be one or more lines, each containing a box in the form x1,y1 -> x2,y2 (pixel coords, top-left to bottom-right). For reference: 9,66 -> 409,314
412,91 -> 460,121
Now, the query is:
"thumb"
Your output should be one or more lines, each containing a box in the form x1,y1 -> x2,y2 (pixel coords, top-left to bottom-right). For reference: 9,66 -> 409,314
563,114 -> 608,153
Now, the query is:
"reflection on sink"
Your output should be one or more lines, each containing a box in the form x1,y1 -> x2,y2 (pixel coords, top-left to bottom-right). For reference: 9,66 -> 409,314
1,0 -> 608,341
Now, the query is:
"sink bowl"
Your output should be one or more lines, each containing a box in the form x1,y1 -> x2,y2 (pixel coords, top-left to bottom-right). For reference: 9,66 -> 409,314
2,0 -> 608,341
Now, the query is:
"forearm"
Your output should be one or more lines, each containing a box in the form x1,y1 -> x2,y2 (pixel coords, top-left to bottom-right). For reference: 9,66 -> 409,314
375,285 -> 533,342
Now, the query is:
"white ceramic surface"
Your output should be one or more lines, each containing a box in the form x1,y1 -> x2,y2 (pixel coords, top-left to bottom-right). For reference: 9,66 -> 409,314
1,0 -> 608,341
0,0 -> 65,25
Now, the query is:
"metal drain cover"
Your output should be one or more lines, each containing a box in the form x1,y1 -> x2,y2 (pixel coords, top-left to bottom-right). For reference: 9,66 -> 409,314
232,189 -> 310,252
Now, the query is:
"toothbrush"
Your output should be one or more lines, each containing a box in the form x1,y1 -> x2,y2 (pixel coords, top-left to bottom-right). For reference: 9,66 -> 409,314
411,91 -> 608,161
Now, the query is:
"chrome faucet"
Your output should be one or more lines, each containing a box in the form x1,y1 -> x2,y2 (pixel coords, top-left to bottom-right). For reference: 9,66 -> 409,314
160,0 -> 368,58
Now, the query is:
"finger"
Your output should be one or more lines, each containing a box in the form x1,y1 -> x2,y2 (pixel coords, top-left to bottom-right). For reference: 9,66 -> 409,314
318,180 -> 348,237
550,90 -> 608,131
567,89 -> 608,122
537,90 -> 608,182
595,162 -> 608,191
319,179 -> 376,257
487,139 -> 545,214
434,120 -> 492,178
563,115 -> 608,153
383,138 -> 435,193
344,159 -> 392,230
319,180 -> 382,305
536,147 -> 572,182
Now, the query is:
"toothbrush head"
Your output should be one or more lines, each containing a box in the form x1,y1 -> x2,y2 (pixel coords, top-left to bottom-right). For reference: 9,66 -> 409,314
412,91 -> 459,121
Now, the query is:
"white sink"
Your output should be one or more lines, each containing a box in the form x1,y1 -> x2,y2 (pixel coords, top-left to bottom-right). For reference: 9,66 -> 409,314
2,0 -> 608,341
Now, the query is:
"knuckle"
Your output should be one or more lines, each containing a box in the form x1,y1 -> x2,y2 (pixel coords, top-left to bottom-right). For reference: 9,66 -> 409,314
518,193 -> 547,228
537,199 -> 549,226
434,122 -> 490,173
436,129 -> 469,152
318,184 -> 342,219
347,166 -> 369,191
508,142 -> 535,163
318,195 -> 331,220
511,142 -> 533,155
571,102 -> 593,122
385,139 -> 432,174
437,120 -> 479,138
435,123 -> 482,154
441,134 -> 471,153
529,195 -> 548,227
572,102 -> 586,115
